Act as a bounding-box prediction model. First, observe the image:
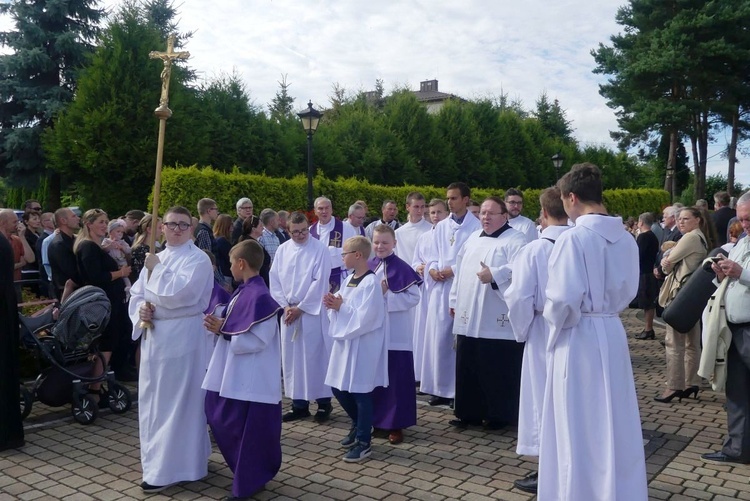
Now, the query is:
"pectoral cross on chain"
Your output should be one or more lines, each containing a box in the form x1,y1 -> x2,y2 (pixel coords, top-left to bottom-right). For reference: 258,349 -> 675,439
149,35 -> 190,111
497,314 -> 509,327
460,310 -> 469,325
450,231 -> 456,246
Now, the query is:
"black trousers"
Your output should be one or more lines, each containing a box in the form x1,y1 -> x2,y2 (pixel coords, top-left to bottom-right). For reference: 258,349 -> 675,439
723,323 -> 750,461
454,335 -> 524,424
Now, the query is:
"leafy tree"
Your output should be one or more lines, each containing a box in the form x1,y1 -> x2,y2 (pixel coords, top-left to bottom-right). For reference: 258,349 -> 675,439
43,1 -> 198,214
533,92 -> 575,144
0,0 -> 104,206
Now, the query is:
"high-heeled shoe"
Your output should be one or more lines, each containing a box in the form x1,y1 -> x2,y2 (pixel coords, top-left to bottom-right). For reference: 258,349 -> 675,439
654,390 -> 683,403
680,386 -> 699,400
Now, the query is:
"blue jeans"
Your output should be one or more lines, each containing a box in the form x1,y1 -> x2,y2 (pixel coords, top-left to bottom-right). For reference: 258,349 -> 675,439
332,388 -> 372,445
292,398 -> 331,410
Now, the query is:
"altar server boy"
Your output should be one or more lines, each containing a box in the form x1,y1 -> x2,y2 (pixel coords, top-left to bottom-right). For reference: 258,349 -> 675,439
370,225 -> 422,445
323,236 -> 388,463
203,239 -> 283,500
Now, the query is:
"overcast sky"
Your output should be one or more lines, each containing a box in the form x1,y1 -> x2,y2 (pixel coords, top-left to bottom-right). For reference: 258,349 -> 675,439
1,0 -> 746,186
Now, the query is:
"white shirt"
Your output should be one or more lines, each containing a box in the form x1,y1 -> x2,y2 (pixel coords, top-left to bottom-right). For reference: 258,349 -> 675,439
508,214 -> 538,243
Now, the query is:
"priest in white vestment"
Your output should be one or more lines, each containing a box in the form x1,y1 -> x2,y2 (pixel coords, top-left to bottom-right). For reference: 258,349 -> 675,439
420,183 -> 481,405
539,163 -> 647,501
270,212 -> 334,422
505,188 -> 538,243
129,206 -> 214,493
310,197 -> 357,292
449,197 -> 527,429
505,187 -> 570,494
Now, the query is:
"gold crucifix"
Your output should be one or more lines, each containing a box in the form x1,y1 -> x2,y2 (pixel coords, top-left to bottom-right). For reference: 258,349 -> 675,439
139,35 -> 190,334
149,35 -> 189,115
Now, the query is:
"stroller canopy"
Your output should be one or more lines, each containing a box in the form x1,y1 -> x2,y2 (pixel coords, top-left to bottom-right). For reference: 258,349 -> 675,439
52,286 -> 111,351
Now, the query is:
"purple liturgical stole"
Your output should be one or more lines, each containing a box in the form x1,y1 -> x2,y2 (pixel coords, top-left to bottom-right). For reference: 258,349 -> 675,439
204,281 -> 231,315
310,218 -> 345,293
368,253 -> 423,293
212,275 -> 282,337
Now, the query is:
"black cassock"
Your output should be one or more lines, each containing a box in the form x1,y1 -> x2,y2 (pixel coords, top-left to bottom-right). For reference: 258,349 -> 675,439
0,232 -> 24,451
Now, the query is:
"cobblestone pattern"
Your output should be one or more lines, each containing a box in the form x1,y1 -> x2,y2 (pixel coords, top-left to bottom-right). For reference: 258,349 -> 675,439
1,309 -> 749,500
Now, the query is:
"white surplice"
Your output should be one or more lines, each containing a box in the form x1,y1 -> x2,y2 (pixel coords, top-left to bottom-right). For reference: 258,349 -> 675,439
505,224 -> 569,456
325,272 -> 388,392
372,255 -> 421,351
395,219 -> 432,266
129,240 -> 214,486
411,228 -> 436,377
449,227 -> 526,340
419,212 -> 481,398
508,214 -> 538,243
202,313 -> 281,405
539,214 -> 647,501
270,237 -> 333,401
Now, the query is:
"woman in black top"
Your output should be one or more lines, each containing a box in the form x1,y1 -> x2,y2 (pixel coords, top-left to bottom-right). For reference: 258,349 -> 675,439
130,214 -> 161,282
238,215 -> 271,287
74,209 -> 133,388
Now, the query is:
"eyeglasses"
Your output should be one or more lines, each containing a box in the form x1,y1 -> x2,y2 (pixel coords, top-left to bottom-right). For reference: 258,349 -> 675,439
164,222 -> 191,231
341,250 -> 358,256
290,229 -> 309,236
30,206 -> 42,211
506,200 -> 523,206
239,206 -> 253,210
479,211 -> 505,217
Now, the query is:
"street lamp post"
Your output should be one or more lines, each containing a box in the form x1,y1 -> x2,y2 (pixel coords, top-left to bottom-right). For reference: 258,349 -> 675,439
551,152 -> 564,180
297,101 -> 322,211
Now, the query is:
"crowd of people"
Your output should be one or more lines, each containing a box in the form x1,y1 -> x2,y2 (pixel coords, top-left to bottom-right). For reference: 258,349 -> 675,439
2,165 -> 750,500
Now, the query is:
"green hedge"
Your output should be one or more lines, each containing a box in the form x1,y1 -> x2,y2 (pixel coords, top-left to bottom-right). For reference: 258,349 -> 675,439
152,165 -> 670,220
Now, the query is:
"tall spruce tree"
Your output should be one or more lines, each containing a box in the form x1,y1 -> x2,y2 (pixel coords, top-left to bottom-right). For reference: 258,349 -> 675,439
0,0 -> 104,206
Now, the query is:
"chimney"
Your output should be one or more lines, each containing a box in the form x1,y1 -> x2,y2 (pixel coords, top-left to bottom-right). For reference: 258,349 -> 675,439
420,79 -> 438,92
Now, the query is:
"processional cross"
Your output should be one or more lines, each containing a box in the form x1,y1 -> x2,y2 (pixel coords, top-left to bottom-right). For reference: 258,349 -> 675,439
138,35 -> 190,334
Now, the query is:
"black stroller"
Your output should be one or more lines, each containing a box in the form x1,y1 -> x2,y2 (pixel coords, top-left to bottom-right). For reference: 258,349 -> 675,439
18,285 -> 133,425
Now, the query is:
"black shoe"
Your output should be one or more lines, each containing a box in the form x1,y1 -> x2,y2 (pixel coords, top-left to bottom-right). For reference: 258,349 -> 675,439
282,407 -> 311,422
513,471 -> 538,493
680,386 -> 700,400
449,418 -> 482,429
141,481 -> 171,493
700,451 -> 750,465
313,403 -> 333,423
428,396 -> 451,406
483,420 -> 508,430
635,330 -> 655,340
654,390 -> 683,403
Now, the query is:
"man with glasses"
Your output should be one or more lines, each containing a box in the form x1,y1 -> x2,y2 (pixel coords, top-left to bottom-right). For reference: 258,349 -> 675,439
232,197 -> 254,245
195,198 -> 219,254
270,212 -> 333,423
448,197 -> 527,430
344,203 -> 367,237
505,189 -> 538,243
129,206 -> 215,494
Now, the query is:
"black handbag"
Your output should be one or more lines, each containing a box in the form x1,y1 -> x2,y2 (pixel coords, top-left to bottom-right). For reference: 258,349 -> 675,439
661,248 -> 722,332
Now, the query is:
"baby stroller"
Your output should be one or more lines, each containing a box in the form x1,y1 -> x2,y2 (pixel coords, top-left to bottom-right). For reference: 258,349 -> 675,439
18,285 -> 132,425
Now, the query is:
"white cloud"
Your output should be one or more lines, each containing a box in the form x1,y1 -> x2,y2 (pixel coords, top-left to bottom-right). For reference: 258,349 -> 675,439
2,0 -> 746,185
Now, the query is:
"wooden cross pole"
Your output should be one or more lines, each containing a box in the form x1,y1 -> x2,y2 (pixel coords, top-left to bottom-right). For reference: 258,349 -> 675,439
139,35 -> 189,331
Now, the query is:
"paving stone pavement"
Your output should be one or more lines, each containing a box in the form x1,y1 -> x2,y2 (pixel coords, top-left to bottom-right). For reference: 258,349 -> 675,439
2,309 -> 749,500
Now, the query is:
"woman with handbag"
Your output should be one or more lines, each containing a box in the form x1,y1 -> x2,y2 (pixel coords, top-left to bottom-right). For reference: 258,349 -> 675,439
655,207 -> 713,403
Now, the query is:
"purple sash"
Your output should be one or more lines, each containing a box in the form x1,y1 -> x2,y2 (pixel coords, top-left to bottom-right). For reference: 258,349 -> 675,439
310,218 -> 345,293
212,275 -> 282,336
368,253 -> 423,293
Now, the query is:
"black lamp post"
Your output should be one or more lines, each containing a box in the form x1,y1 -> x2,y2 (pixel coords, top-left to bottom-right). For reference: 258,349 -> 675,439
551,152 -> 564,180
297,101 -> 322,211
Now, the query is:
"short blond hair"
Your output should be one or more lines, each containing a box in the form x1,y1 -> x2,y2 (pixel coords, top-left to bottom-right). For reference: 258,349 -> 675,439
344,236 -> 371,256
